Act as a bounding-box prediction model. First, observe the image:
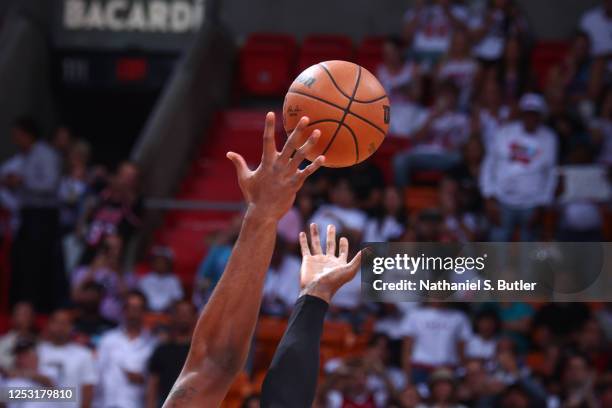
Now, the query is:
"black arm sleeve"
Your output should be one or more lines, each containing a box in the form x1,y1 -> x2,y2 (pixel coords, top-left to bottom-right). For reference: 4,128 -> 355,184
261,295 -> 329,408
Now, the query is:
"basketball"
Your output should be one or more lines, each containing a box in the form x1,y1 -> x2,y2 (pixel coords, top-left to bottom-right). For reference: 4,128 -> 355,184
283,60 -> 390,168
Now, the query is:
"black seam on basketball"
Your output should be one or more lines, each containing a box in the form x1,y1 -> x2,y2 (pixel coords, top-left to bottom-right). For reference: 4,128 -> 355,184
319,62 -> 387,104
286,90 -> 387,136
288,119 -> 359,162
321,65 -> 362,161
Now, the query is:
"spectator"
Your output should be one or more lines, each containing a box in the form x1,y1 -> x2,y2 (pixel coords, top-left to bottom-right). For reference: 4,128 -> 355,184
492,302 -> 534,352
389,384 -> 426,408
0,153 -> 24,234
38,309 -> 97,408
472,76 -> 512,150
388,77 -> 428,138
377,36 -> 420,103
480,93 -> 558,241
425,368 -> 467,408
402,0 -> 470,67
309,177 -> 368,246
138,246 -> 183,313
401,302 -> 472,383
364,186 -> 406,242
579,0 -> 612,58
439,177 -> 480,242
393,81 -> 469,187
9,116 -> 66,312
72,281 -> 116,349
261,238 -> 301,316
193,218 -> 240,309
72,234 -> 133,323
146,300 -> 196,408
465,309 -> 500,361
469,0 -> 530,65
58,140 -> 91,235
0,302 -> 36,373
96,290 -> 156,408
434,29 -> 480,110
556,353 -> 598,407
2,339 -> 53,408
456,359 -> 492,407
546,32 -> 593,106
51,126 -> 75,163
80,161 -> 142,264
321,358 -> 387,408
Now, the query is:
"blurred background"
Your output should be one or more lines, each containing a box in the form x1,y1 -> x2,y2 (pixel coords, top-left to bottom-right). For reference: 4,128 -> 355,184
0,0 -> 611,407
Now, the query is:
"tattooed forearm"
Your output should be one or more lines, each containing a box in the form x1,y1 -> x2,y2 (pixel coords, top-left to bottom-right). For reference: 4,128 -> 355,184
165,385 -> 197,407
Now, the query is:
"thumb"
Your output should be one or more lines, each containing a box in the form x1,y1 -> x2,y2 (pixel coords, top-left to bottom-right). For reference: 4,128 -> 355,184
226,152 -> 248,177
340,250 -> 362,283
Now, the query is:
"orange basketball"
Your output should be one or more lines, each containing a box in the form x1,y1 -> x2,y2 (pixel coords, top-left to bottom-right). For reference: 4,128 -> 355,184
283,60 -> 390,168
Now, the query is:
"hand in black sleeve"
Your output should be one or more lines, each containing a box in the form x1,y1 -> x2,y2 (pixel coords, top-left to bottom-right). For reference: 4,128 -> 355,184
261,295 -> 328,408
260,223 -> 363,408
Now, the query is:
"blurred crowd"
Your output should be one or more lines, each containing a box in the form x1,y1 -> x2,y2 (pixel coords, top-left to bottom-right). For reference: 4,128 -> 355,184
1,0 -> 612,407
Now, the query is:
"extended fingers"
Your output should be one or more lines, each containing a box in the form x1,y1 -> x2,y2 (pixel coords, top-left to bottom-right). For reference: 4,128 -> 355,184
338,237 -> 349,261
278,117 -> 309,163
341,250 -> 362,281
298,155 -> 325,183
226,152 -> 249,178
288,129 -> 320,171
299,231 -> 310,257
326,224 -> 336,256
261,112 -> 277,165
309,223 -> 323,255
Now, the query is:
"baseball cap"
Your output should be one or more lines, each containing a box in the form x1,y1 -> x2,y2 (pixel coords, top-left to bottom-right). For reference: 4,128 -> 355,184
519,93 -> 547,114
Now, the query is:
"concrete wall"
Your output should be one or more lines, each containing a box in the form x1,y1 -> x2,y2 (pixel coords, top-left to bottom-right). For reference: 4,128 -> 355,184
219,0 -> 602,42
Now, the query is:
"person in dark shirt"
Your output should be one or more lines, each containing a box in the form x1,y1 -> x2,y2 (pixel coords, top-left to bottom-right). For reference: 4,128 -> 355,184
146,299 -> 196,408
72,281 -> 116,349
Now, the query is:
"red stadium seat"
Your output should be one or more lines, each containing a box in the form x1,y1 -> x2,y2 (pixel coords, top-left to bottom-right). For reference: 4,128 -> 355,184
240,33 -> 297,96
357,36 -> 386,75
297,34 -> 354,73
531,41 -> 570,88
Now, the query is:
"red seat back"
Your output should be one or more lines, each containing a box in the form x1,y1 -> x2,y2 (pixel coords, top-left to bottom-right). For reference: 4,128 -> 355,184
297,34 -> 354,73
357,36 -> 386,74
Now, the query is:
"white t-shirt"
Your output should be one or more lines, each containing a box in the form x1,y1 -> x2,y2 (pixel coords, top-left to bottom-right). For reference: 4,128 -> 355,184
412,110 -> 470,154
404,5 -> 469,55
38,342 -> 98,408
479,106 -> 511,150
138,273 -> 184,312
377,63 -> 417,102
580,6 -> 612,56
437,58 -> 479,106
465,335 -> 497,361
480,121 -> 558,208
262,255 -> 302,313
399,306 -> 472,367
389,101 -> 428,137
96,328 -> 156,408
469,10 -> 510,60
309,204 -> 368,246
2,377 -> 43,408
363,216 -> 405,242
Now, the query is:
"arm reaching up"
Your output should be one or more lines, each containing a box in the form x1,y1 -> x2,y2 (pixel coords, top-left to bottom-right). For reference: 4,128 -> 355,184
163,112 -> 325,408
261,224 -> 362,408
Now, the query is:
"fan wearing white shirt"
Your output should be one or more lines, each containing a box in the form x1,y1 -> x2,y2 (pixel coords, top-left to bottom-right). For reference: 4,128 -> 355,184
96,291 -> 156,408
402,0 -> 470,64
480,93 -> 559,241
465,310 -> 500,362
138,247 -> 184,313
393,81 -> 469,187
3,339 -> 53,408
377,36 -> 420,103
580,1 -> 612,57
38,309 -> 97,408
261,238 -> 302,316
400,302 -> 472,384
309,178 -> 367,247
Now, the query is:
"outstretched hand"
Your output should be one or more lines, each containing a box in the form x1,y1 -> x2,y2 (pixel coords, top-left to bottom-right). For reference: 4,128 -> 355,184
298,223 -> 362,304
227,112 -> 325,222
